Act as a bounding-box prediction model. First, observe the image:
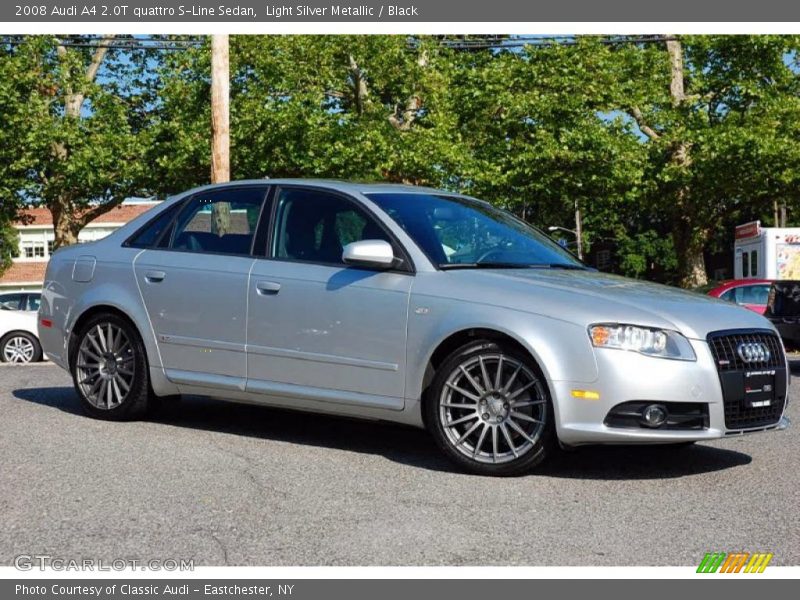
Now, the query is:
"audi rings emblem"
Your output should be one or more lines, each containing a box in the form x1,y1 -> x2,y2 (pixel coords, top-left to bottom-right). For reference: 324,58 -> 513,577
737,342 -> 771,363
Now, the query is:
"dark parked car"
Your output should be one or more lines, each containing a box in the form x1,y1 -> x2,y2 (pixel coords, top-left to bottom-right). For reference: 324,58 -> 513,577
764,281 -> 800,348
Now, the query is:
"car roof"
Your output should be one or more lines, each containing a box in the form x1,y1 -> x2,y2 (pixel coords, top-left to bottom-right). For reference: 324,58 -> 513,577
180,178 -> 470,198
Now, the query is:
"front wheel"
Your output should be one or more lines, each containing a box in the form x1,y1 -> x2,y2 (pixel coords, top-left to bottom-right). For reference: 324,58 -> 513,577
70,313 -> 151,420
425,340 -> 557,476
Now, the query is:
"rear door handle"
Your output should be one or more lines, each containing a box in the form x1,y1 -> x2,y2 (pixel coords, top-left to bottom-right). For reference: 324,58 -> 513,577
256,281 -> 281,295
144,270 -> 166,283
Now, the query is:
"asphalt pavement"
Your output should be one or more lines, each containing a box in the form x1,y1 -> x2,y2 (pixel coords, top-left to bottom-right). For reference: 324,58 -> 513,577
0,362 -> 797,566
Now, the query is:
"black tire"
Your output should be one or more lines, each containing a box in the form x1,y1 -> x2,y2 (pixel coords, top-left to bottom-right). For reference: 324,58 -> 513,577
425,340 -> 557,476
69,312 -> 151,420
0,331 -> 42,363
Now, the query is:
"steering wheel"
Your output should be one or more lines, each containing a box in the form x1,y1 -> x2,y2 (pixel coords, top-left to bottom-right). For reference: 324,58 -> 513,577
475,249 -> 506,264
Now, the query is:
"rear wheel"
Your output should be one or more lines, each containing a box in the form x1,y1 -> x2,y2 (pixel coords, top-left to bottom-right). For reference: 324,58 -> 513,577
0,332 -> 42,363
426,340 -> 557,476
70,312 -> 151,420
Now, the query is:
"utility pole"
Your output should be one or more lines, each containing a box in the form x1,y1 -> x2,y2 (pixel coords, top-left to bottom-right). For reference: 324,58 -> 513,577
210,34 -> 230,184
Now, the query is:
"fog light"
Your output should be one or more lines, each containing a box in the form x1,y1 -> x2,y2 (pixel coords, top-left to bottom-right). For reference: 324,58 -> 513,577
641,404 -> 668,428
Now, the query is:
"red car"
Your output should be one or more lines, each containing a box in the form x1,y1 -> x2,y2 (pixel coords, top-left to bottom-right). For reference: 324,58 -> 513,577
707,279 -> 772,315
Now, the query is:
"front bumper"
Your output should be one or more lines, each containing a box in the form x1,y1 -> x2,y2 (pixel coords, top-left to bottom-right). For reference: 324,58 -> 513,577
553,337 -> 789,446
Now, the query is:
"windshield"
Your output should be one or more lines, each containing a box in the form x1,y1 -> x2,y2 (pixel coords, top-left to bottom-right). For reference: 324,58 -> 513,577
366,193 -> 585,269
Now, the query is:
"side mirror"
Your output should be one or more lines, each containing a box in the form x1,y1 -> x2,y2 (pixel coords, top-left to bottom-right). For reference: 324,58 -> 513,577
342,239 -> 396,269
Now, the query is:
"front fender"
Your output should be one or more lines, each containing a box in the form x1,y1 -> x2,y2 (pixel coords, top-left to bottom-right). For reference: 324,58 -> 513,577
405,295 -> 599,406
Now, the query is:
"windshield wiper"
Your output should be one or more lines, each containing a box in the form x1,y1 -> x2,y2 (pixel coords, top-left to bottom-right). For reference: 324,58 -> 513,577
440,262 -> 587,270
440,262 -> 526,270
534,263 -> 588,270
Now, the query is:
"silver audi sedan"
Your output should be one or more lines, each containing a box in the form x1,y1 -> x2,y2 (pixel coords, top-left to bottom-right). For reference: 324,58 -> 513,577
38,180 -> 789,475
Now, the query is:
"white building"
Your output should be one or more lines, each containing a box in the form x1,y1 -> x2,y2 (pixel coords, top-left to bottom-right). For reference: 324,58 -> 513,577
1,200 -> 161,293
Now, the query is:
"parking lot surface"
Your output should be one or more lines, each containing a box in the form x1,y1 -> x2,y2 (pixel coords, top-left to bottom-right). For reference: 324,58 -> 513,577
0,363 -> 797,566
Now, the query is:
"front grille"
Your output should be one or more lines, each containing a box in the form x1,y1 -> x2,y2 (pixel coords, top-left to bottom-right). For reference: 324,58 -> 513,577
708,330 -> 787,430
708,331 -> 785,371
723,394 -> 786,431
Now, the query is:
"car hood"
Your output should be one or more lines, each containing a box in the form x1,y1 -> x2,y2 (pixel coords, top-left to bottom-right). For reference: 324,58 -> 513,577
442,268 -> 775,340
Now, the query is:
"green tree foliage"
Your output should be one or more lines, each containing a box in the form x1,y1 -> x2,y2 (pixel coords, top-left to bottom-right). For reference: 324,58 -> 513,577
447,39 -> 650,267
612,35 -> 800,286
148,35 -> 470,191
452,36 -> 800,286
0,36 -> 157,248
0,220 -> 18,275
4,35 -> 800,287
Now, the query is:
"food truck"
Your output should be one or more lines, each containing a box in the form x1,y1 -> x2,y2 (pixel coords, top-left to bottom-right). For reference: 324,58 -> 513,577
734,220 -> 800,280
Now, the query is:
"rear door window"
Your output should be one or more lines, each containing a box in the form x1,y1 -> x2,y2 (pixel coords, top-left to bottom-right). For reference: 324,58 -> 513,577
169,187 -> 268,256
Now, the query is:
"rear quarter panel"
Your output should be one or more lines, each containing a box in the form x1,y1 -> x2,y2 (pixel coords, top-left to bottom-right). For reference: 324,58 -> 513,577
39,242 -> 179,396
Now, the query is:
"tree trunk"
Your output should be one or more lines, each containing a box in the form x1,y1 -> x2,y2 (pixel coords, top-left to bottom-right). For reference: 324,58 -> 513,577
210,34 -> 230,184
669,142 -> 707,288
673,228 -> 708,289
51,200 -> 80,249
665,38 -> 707,287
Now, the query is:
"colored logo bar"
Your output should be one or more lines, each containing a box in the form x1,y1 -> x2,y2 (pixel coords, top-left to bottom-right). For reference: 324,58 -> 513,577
697,552 -> 773,573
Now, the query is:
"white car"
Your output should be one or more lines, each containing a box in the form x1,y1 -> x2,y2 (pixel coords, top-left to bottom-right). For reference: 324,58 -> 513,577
0,309 -> 42,363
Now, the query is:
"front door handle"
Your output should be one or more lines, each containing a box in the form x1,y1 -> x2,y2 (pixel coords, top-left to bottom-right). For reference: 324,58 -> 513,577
145,270 -> 166,283
256,280 -> 281,295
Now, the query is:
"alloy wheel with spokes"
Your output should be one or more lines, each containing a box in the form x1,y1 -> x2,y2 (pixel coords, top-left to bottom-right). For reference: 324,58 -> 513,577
71,312 -> 151,420
1,333 -> 40,363
427,340 -> 555,475
76,322 -> 135,409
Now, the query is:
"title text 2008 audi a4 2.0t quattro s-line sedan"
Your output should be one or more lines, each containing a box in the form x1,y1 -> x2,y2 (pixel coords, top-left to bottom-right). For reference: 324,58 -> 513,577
38,180 -> 790,475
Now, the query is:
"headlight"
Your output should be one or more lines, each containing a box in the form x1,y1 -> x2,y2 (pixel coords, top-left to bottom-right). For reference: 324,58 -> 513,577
588,324 -> 696,361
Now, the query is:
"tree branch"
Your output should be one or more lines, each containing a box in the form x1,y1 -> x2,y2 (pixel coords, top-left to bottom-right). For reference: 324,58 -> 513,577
348,55 -> 369,115
388,96 -> 422,131
666,36 -> 686,107
85,35 -> 114,83
58,35 -> 115,118
628,106 -> 660,140
76,197 -> 126,229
